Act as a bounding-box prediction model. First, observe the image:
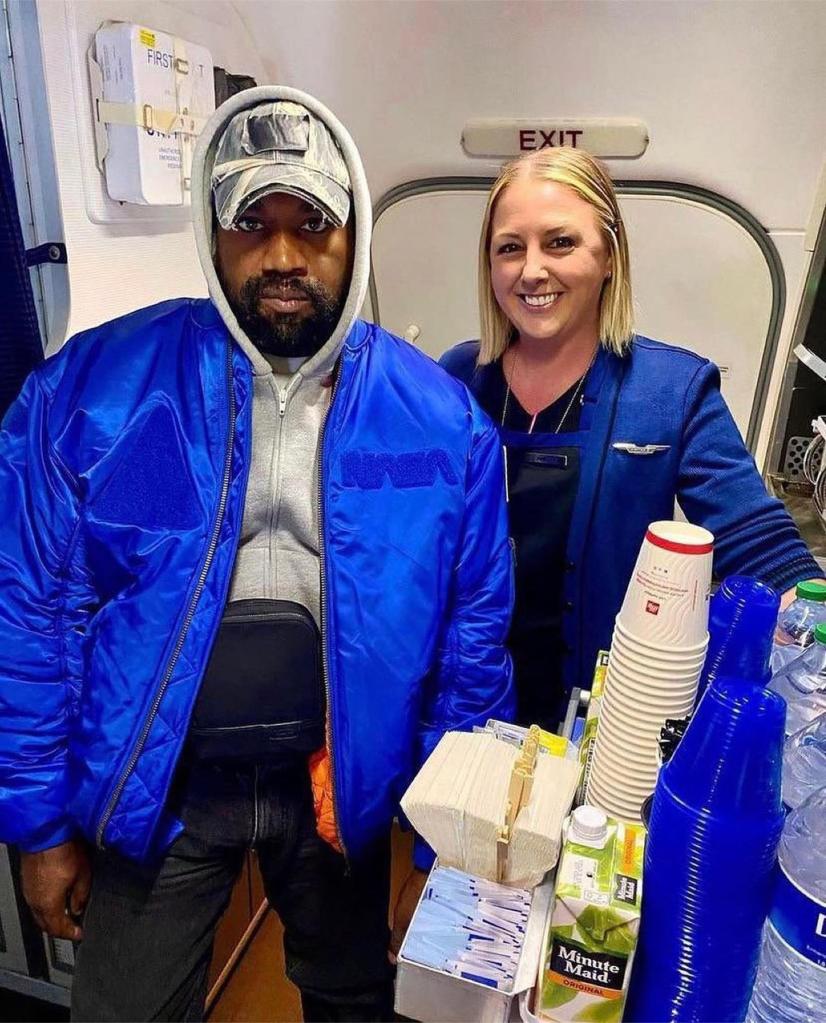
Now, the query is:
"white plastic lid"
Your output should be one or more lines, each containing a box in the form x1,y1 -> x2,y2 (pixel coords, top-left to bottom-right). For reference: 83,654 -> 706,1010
571,805 -> 609,845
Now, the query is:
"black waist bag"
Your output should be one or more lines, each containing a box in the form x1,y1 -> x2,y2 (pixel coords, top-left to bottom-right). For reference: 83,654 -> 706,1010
188,599 -> 325,762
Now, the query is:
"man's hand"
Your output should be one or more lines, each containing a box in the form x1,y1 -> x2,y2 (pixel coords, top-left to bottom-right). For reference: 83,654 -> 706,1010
20,840 -> 91,940
389,867 -> 428,963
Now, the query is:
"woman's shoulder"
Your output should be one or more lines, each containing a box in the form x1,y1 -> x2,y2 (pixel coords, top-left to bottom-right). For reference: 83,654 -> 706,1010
623,334 -> 716,392
438,339 -> 482,384
438,340 -> 505,417
627,334 -> 711,369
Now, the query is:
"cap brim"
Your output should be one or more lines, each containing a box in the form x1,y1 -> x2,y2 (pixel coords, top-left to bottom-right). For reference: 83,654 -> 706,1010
215,165 -> 350,230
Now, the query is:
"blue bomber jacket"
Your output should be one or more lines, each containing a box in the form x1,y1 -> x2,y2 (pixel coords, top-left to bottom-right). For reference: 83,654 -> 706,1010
441,336 -> 820,700
0,300 -> 514,865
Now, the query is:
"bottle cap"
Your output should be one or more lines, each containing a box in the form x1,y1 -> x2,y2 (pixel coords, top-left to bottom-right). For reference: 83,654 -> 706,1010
570,805 -> 609,846
796,581 -> 826,602
814,623 -> 826,645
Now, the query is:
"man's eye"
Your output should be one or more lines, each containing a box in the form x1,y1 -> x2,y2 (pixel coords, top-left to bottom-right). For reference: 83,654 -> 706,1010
303,217 -> 330,234
233,217 -> 263,233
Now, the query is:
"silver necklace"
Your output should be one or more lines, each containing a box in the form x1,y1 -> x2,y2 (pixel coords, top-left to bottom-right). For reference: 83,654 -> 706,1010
501,347 -> 597,434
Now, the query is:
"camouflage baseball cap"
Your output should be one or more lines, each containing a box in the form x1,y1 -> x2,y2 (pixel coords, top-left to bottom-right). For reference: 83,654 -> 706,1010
211,100 -> 351,230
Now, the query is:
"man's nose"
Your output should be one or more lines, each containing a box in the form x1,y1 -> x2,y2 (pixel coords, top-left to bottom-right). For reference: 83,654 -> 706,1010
261,231 -> 308,276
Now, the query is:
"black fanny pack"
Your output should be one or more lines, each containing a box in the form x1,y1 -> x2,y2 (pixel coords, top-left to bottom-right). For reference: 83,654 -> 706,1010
188,599 -> 325,762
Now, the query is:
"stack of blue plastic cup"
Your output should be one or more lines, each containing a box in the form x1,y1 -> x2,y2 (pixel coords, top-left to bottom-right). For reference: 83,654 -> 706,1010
698,576 -> 779,700
625,675 -> 786,1023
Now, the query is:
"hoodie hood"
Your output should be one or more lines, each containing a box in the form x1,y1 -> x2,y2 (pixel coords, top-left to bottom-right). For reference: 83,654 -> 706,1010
192,86 -> 372,379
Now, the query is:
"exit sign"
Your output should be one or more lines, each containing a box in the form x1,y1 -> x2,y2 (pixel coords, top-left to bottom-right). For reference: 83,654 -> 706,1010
462,119 -> 649,159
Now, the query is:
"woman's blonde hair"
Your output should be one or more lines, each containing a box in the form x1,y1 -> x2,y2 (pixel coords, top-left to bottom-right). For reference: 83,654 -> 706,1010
477,147 -> 634,364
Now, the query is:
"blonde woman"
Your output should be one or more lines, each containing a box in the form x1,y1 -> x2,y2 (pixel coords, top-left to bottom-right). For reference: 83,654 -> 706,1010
440,148 -> 820,731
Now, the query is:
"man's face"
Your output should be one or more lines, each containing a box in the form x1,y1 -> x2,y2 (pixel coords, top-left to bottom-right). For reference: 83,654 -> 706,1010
215,191 -> 353,358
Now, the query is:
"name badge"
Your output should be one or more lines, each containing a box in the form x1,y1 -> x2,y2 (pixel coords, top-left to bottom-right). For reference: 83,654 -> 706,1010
524,452 -> 570,469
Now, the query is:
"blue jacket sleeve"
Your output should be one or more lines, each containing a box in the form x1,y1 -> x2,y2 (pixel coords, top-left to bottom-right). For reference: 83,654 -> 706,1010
677,361 -> 820,593
0,371 -> 86,851
413,408 -> 515,870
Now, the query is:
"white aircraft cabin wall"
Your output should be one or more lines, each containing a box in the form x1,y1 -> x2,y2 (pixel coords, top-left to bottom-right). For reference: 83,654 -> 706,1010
232,0 -> 826,466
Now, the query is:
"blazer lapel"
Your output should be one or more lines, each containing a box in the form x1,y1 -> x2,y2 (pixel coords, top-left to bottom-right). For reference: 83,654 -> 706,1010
567,348 -> 626,562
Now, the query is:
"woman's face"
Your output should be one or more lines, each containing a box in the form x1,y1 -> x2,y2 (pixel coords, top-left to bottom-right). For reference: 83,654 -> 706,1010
489,176 -> 612,350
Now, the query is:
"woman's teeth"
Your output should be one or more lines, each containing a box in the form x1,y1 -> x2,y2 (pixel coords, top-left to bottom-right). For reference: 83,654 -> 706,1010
521,293 -> 559,308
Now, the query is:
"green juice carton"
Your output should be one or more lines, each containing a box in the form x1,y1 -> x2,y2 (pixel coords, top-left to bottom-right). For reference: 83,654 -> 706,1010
537,806 -> 645,1023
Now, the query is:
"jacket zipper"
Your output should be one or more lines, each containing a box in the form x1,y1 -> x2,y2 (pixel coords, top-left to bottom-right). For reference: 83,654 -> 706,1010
318,367 -> 347,861
96,339 -> 237,849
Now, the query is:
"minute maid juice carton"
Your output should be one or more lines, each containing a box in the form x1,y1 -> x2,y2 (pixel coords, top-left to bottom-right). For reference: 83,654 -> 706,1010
537,807 -> 645,1023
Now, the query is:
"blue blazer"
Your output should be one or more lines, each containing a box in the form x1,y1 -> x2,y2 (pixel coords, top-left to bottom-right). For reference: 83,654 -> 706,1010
441,336 -> 820,697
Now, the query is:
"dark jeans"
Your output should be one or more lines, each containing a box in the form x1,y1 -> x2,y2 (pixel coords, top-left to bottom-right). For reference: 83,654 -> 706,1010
71,760 -> 394,1022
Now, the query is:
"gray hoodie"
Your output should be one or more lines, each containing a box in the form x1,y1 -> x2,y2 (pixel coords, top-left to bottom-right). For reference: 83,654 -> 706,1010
191,86 -> 372,623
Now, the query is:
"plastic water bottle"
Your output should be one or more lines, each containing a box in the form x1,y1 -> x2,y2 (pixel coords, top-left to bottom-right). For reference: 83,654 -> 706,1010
746,787 -> 826,1023
770,624 -> 826,735
782,713 -> 826,811
772,582 -> 826,672
776,581 -> 826,646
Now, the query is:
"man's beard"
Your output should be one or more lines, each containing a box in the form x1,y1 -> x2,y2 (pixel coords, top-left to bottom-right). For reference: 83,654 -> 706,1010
226,274 -> 345,358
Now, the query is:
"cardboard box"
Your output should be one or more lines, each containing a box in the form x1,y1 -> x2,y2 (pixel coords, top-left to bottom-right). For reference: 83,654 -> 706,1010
395,865 -> 553,1023
576,651 -> 609,806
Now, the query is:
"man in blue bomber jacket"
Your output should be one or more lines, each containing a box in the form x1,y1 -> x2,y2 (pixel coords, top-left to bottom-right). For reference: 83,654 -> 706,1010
0,87 -> 514,1020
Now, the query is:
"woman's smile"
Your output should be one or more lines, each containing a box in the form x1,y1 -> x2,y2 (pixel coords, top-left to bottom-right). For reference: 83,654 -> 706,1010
519,292 -> 562,309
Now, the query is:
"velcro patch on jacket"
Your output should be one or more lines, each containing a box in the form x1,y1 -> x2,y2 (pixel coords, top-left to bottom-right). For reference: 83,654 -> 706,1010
93,404 -> 200,530
341,449 -> 459,489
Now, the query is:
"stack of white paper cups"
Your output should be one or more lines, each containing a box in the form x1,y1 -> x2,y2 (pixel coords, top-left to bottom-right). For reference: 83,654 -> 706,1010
586,521 -> 713,821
